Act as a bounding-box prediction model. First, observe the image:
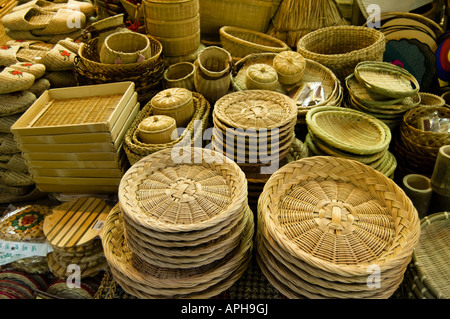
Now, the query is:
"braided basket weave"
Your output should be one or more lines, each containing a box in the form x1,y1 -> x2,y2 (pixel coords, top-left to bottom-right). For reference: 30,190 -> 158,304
256,156 -> 421,298
296,25 -> 385,82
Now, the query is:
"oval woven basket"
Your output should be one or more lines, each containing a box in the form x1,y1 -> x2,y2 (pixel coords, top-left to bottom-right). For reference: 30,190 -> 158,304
220,26 -> 290,60
296,25 -> 386,82
257,156 -> 421,288
123,92 -> 210,165
408,212 -> 450,299
118,147 -> 248,234
78,35 -> 162,77
100,31 -> 152,64
306,106 -> 392,155
418,92 -> 446,108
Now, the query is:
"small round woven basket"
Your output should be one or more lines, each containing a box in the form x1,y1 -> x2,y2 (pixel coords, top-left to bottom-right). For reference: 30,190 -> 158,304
163,61 -> 195,91
256,156 -> 421,298
100,31 -> 152,64
220,26 -> 290,61
296,25 -> 386,82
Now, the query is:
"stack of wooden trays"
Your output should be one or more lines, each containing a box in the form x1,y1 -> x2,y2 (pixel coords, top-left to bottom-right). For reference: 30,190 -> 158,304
402,212 -> 450,299
143,0 -> 201,58
345,74 -> 421,131
43,197 -> 109,280
256,156 -> 421,299
11,82 -> 139,194
305,106 -> 397,179
102,147 -> 254,298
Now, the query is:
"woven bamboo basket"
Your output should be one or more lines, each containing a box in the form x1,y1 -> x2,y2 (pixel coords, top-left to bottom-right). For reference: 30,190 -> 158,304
102,203 -> 253,298
199,0 -> 281,36
418,92 -> 446,108
77,34 -> 162,77
142,0 -> 199,21
154,30 -> 201,57
404,212 -> 450,299
354,61 -> 420,99
145,14 -> 199,38
123,92 -> 210,165
137,115 -> 177,144
100,31 -> 152,64
400,106 -> 450,153
163,61 -> 195,91
256,156 -> 421,298
220,26 -> 290,61
273,50 -> 306,85
150,88 -> 194,127
306,106 -> 392,156
245,63 -> 279,90
296,25 -> 386,82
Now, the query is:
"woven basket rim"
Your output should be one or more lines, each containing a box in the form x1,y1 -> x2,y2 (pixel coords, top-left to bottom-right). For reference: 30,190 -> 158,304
296,25 -> 385,59
402,105 -> 450,137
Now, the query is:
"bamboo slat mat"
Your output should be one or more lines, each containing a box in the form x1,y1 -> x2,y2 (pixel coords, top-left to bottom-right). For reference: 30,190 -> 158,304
31,94 -> 122,127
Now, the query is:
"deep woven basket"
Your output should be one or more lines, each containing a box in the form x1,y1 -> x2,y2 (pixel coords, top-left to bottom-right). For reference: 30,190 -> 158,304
256,156 -> 421,298
296,25 -> 385,82
219,26 -> 290,60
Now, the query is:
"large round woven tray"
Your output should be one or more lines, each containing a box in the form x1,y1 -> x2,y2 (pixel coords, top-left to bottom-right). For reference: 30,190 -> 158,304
256,156 -> 421,298
101,202 -> 254,298
119,147 -> 247,234
408,212 -> 450,299
296,25 -> 386,82
306,106 -> 392,155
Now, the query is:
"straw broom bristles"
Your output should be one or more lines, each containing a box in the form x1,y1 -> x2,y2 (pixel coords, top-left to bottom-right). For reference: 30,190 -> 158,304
268,0 -> 347,47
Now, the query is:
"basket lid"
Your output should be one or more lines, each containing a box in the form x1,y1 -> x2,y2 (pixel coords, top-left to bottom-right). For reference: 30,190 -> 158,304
273,51 -> 306,75
213,90 -> 297,130
138,115 -> 176,133
246,64 -> 278,84
306,106 -> 392,155
118,147 -> 247,233
412,212 -> 450,299
354,61 -> 420,99
151,88 -> 192,110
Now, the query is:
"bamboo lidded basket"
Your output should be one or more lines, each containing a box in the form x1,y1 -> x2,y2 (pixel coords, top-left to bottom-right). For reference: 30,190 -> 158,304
137,115 -> 177,144
150,88 -> 195,127
296,25 -> 386,82
256,156 -> 421,298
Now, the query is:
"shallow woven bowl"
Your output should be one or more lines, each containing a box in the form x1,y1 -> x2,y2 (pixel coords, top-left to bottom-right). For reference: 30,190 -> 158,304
306,106 -> 392,155
220,25 -> 290,60
257,156 -> 421,280
118,147 -> 248,234
100,31 -> 152,64
296,25 -> 386,82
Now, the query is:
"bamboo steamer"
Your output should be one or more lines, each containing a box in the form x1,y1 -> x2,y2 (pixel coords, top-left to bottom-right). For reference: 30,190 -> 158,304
153,30 -> 201,57
145,14 -> 200,38
150,88 -> 194,127
137,115 -> 177,144
142,0 -> 199,21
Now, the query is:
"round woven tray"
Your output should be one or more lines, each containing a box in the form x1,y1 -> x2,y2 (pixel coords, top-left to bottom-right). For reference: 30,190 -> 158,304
119,147 -> 247,234
296,25 -> 386,82
101,202 -> 254,298
257,156 -> 420,298
306,106 -> 392,155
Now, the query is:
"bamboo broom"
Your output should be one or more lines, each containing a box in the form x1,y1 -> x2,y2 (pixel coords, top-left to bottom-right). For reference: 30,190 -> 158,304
268,0 -> 347,47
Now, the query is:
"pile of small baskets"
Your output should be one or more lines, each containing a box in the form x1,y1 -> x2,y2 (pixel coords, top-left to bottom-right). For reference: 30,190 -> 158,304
102,147 -> 254,298
256,156 -> 421,299
394,105 -> 450,178
305,106 -> 397,179
296,25 -> 386,82
75,33 -> 165,104
344,62 -> 422,131
123,91 -> 210,165
401,212 -> 450,299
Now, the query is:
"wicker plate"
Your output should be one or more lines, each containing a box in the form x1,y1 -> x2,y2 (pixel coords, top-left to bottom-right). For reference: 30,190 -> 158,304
354,61 -> 420,99
306,106 -> 392,155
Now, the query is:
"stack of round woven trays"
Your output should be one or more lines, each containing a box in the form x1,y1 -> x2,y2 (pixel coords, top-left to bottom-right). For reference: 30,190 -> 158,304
0,270 -> 49,299
402,212 -> 450,299
44,197 -> 110,280
393,105 -> 450,178
75,34 -> 164,104
212,90 -> 298,203
256,156 -> 421,299
305,106 -> 397,179
102,147 -> 254,298
345,61 -> 421,131
230,53 -> 343,125
123,91 -> 210,165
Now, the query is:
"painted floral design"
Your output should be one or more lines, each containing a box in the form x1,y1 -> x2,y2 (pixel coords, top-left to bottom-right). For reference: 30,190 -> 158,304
9,70 -> 23,77
1,45 -> 11,50
59,50 -> 71,61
